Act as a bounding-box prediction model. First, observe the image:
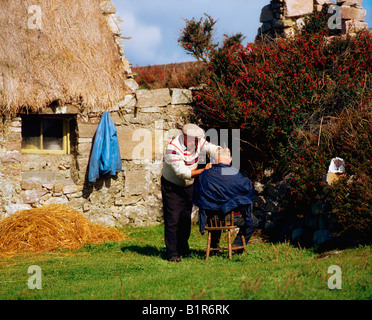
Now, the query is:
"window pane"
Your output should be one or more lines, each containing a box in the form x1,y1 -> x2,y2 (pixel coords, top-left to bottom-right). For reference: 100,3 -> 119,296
22,118 -> 41,149
42,119 -> 63,150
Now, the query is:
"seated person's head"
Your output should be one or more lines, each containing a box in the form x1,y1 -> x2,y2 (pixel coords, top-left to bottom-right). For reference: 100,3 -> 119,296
211,148 -> 232,165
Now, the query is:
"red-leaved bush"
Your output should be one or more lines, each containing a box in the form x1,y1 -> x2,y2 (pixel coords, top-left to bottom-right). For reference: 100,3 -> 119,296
133,62 -> 204,89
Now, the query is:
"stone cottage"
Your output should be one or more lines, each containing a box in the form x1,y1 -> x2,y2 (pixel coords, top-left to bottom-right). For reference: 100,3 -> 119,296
0,0 -> 195,226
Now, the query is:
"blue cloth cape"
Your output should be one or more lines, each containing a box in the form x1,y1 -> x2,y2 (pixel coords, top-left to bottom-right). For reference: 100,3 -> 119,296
88,111 -> 122,182
193,163 -> 254,234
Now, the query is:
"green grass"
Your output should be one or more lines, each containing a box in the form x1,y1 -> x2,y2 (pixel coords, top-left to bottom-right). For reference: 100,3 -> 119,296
0,224 -> 370,300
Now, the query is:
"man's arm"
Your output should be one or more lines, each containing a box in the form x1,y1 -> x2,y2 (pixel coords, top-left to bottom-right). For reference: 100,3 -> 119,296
191,163 -> 212,178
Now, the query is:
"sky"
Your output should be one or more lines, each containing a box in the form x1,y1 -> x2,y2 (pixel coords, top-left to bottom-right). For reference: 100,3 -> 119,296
111,0 -> 372,67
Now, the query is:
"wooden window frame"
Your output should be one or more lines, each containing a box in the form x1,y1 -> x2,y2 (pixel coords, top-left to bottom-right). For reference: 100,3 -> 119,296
21,116 -> 70,155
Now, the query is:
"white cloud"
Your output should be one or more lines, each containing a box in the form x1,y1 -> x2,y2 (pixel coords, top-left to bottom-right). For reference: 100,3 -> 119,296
120,12 -> 162,66
113,0 -> 269,66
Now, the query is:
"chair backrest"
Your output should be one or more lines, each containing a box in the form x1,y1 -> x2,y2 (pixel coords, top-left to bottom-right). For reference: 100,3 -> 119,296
206,211 -> 235,229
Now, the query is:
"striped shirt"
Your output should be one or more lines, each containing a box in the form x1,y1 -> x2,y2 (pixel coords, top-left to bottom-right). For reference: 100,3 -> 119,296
162,134 -> 220,187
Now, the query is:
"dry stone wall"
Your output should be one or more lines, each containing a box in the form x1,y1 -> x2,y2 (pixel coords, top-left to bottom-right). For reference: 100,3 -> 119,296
257,0 -> 368,40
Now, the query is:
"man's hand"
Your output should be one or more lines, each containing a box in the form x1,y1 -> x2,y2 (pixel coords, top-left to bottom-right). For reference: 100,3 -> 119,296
190,163 -> 213,178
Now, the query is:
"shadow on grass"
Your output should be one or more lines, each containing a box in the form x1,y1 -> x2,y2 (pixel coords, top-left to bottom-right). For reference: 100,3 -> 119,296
120,245 -> 206,260
121,245 -> 164,258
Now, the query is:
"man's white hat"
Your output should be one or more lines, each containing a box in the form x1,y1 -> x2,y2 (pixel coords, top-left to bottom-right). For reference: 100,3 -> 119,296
182,123 -> 205,138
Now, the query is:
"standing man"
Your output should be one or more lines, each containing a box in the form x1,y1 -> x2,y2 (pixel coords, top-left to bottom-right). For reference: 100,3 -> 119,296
161,123 -> 221,262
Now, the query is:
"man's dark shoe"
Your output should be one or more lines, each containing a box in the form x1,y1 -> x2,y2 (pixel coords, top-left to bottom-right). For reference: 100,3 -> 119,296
167,256 -> 181,262
179,249 -> 191,257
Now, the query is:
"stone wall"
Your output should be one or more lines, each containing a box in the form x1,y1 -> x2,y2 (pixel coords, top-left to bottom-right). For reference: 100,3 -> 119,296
0,87 -> 196,226
253,169 -> 335,247
0,107 -> 339,246
99,0 -> 131,73
257,0 -> 368,40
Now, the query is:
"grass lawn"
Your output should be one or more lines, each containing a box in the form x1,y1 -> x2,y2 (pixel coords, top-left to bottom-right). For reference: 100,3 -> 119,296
0,224 -> 370,300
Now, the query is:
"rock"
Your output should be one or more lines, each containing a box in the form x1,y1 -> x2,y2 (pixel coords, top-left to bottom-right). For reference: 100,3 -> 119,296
272,18 -> 294,28
264,219 -> 275,230
341,6 -> 366,21
115,195 -> 142,206
53,184 -> 64,193
285,0 -> 314,17
254,181 -> 265,194
0,151 -> 22,163
21,181 -> 35,190
89,190 -> 112,206
296,17 -> 306,30
292,227 -> 305,243
65,191 -> 83,199
105,14 -> 121,35
21,190 -> 48,204
100,1 -> 116,14
260,4 -> 274,23
283,27 -> 296,37
124,169 -> 151,196
264,199 -> 279,213
337,0 -> 364,7
116,94 -> 137,111
264,183 -> 280,199
315,0 -> 333,4
4,204 -> 32,217
42,196 -> 68,205
171,89 -> 193,105
89,211 -> 116,226
136,89 -> 172,108
311,200 -> 327,215
342,19 -> 368,34
42,184 -> 54,190
261,23 -> 273,33
125,78 -> 139,92
63,185 -> 81,195
313,229 -> 332,245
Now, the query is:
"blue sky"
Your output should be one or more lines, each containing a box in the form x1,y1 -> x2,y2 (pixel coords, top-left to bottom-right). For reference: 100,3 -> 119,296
111,0 -> 372,67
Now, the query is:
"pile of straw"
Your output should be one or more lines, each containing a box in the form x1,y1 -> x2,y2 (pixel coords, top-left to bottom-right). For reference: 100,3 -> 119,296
0,204 -> 125,257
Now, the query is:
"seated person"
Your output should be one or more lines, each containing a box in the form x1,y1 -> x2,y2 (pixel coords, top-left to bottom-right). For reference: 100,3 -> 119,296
193,148 -> 258,249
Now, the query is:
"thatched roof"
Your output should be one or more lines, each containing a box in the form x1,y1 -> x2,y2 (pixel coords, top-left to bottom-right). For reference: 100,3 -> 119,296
0,0 -> 128,114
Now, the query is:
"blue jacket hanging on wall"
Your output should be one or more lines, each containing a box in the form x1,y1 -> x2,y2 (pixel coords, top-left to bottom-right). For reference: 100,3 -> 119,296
88,111 -> 122,182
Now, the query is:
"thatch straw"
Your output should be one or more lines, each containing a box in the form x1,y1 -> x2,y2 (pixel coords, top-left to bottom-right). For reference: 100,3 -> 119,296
0,204 -> 125,257
0,0 -> 128,114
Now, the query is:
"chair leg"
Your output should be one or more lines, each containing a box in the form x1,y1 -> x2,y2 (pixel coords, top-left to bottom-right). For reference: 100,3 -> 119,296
228,230 -> 232,260
206,231 -> 212,260
241,235 -> 247,253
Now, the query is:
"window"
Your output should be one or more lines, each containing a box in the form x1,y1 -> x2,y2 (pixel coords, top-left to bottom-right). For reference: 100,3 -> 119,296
21,116 -> 70,154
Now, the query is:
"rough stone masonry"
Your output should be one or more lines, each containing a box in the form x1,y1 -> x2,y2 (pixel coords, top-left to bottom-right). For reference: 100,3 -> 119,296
257,0 -> 368,40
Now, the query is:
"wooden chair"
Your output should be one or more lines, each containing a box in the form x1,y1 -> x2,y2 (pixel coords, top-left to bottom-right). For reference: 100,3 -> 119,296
204,211 -> 247,260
